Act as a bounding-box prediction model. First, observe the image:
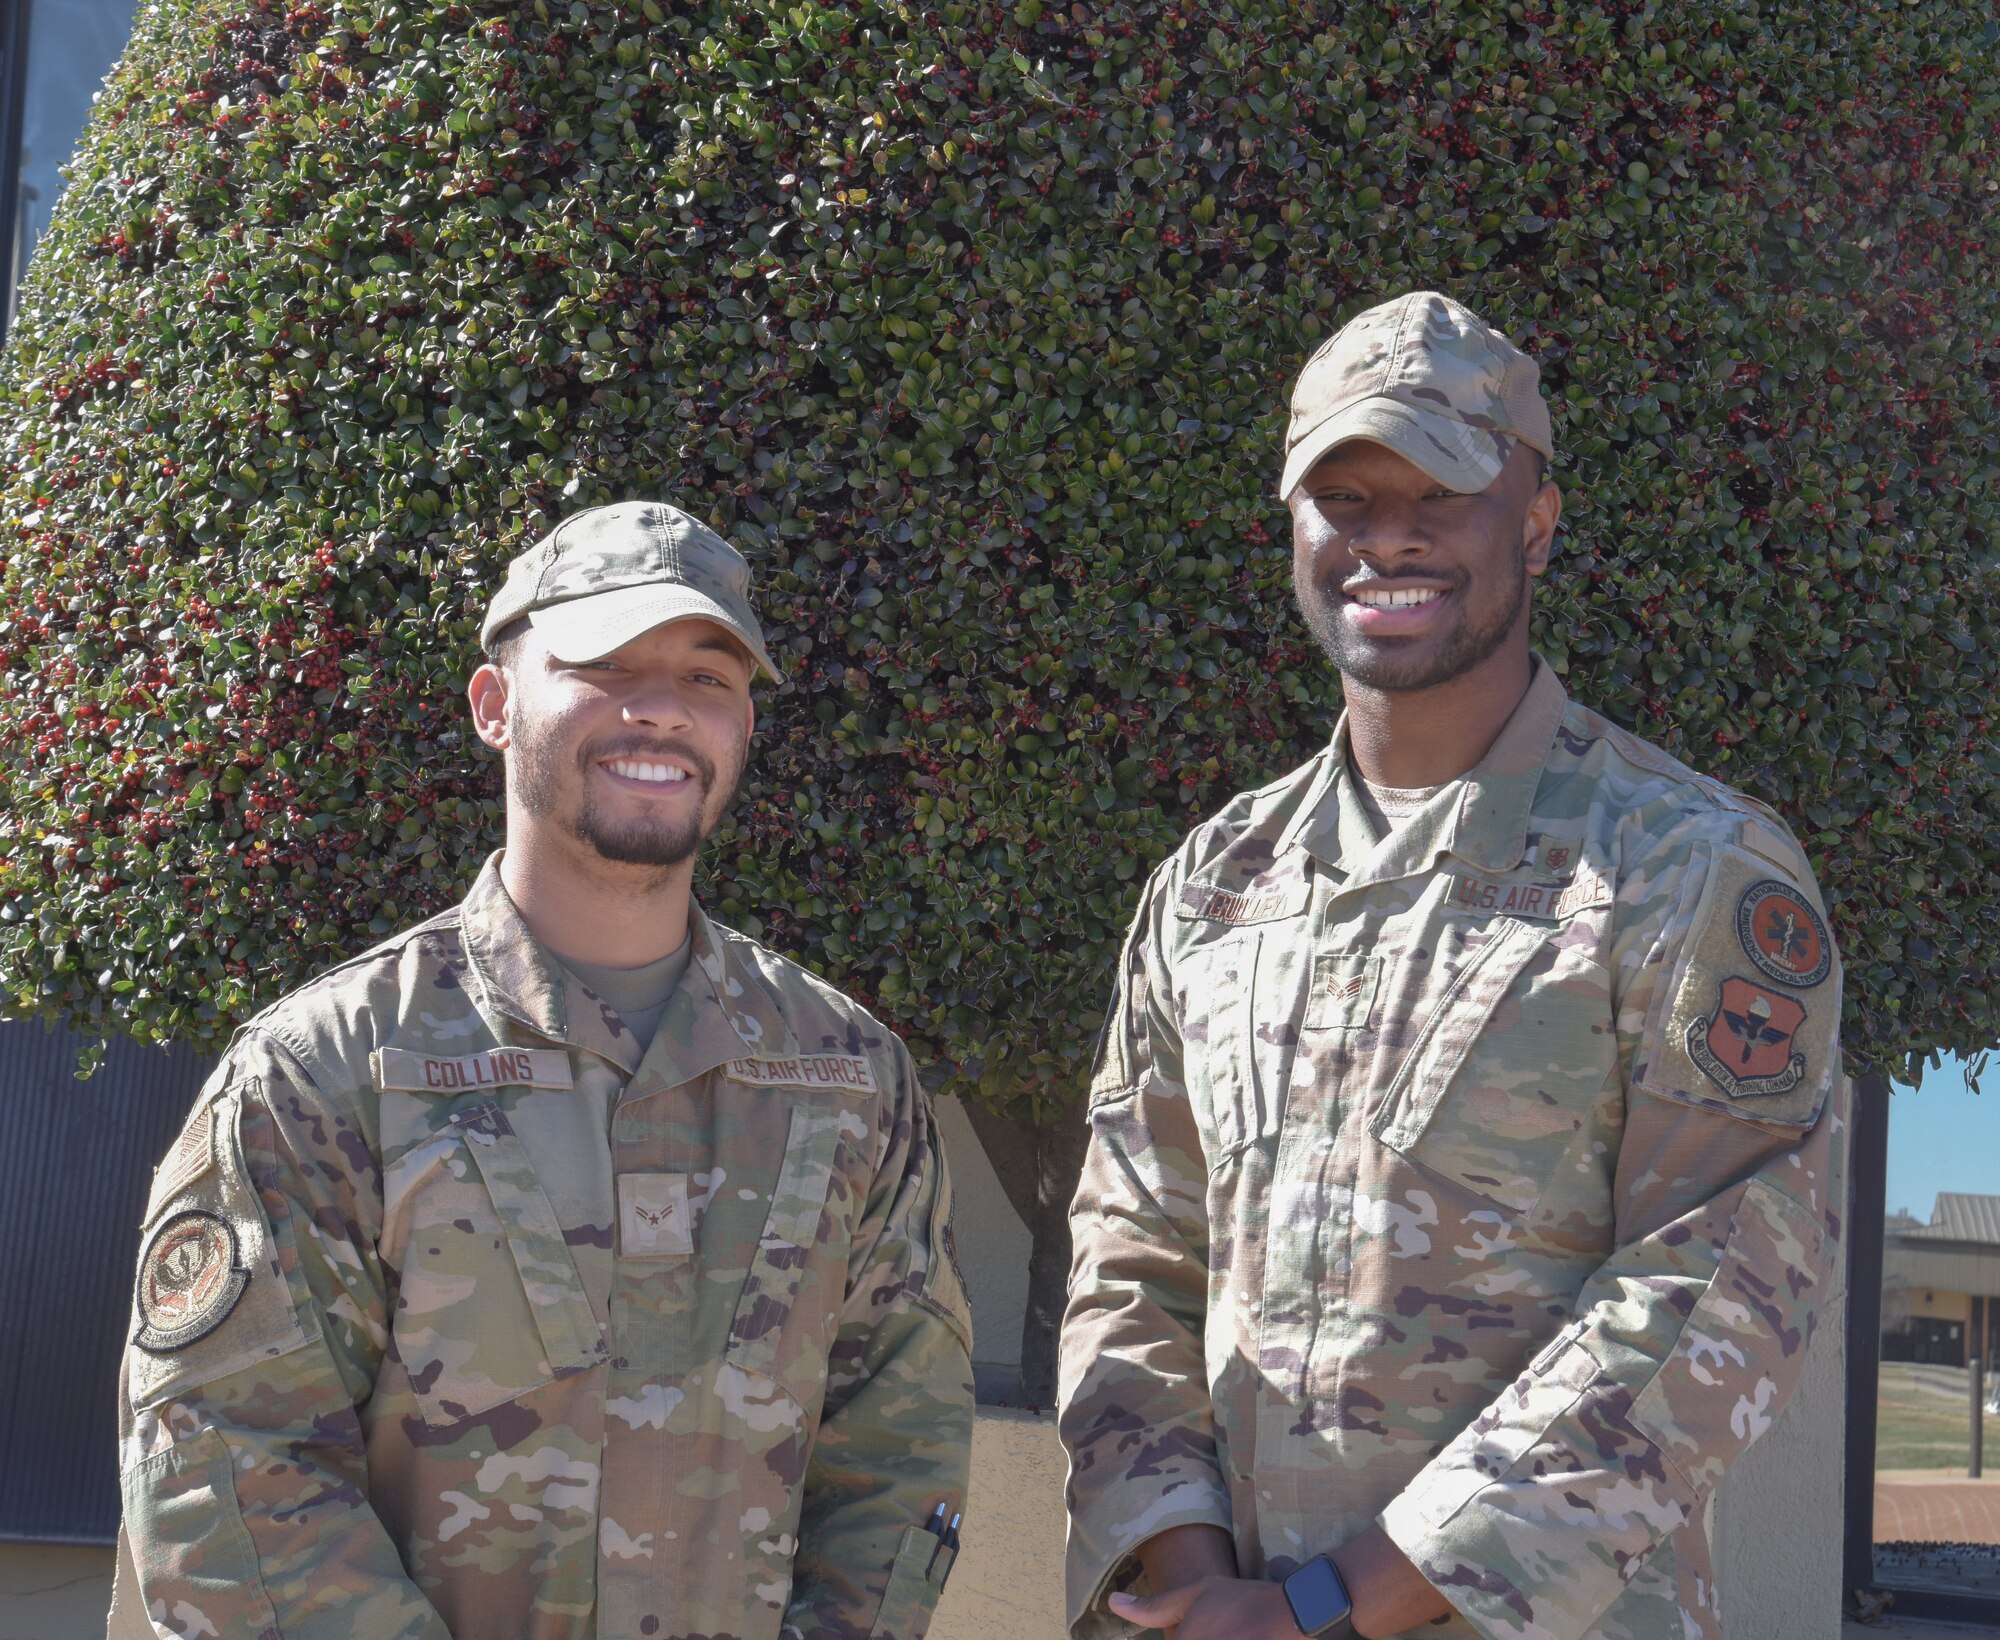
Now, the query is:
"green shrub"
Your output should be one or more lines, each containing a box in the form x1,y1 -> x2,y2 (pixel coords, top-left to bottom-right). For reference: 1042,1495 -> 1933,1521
0,0 -> 1994,1095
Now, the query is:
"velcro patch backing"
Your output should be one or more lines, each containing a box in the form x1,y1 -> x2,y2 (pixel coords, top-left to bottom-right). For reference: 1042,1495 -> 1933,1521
724,1053 -> 878,1094
146,1104 -> 217,1221
375,1046 -> 574,1094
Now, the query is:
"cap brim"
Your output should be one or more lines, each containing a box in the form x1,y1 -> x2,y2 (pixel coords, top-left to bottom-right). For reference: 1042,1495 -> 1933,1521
1279,397 -> 1513,500
530,586 -> 781,682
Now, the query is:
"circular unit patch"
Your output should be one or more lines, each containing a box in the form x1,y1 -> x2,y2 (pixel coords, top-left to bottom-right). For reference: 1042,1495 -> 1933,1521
1736,879 -> 1831,989
133,1210 -> 249,1355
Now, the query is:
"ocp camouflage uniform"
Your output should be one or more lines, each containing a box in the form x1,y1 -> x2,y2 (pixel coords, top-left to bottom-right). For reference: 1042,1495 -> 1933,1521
111,855 -> 973,1640
1060,663 -> 1847,1640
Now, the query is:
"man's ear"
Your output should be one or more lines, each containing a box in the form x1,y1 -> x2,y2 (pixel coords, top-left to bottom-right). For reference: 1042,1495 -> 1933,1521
1523,478 -> 1563,578
468,660 -> 513,752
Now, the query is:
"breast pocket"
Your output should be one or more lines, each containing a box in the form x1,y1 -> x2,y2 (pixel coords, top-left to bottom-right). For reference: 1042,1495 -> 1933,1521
1185,928 -> 1312,1166
1370,921 -> 1614,1215
723,1102 -> 849,1417
386,1101 -> 605,1428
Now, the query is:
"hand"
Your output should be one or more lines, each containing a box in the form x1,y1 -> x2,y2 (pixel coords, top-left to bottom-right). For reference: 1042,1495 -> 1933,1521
1109,1575 -> 1300,1640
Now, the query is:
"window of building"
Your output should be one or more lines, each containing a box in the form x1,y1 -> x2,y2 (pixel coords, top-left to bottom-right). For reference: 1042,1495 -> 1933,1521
0,0 -> 139,341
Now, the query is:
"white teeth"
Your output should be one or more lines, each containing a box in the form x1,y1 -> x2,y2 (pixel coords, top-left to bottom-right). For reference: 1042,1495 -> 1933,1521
607,759 -> 688,784
1352,587 -> 1442,609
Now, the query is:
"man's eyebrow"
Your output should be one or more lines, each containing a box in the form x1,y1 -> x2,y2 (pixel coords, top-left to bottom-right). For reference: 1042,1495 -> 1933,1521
688,634 -> 754,664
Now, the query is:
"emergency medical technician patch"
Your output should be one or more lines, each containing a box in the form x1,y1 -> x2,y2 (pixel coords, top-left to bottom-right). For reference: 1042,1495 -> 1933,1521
1736,879 -> 1831,989
133,1210 -> 249,1354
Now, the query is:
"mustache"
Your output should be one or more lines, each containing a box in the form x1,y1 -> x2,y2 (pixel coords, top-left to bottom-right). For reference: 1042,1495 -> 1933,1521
579,733 -> 717,786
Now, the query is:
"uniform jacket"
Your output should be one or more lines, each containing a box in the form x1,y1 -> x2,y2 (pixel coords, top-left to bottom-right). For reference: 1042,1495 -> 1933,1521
1059,663 -> 1847,1640
111,855 -> 974,1640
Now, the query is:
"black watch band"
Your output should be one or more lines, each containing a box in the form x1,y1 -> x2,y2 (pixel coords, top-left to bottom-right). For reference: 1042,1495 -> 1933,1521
1282,1554 -> 1358,1639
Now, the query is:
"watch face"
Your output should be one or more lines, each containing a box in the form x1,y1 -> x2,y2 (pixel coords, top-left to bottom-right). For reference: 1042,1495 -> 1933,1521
1285,1556 -> 1354,1635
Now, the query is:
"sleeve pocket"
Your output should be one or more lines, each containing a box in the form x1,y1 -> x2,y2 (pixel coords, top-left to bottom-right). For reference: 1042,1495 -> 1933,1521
121,1427 -> 280,1640
870,1522 -> 953,1639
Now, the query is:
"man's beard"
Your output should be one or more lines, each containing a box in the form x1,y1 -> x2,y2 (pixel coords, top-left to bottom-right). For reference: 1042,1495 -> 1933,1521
1295,541 -> 1528,694
513,724 -> 744,868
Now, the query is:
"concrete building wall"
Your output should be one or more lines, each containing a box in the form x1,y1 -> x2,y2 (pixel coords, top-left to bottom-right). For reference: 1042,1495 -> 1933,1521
1713,1287 -> 1848,1640
935,1095 -> 1031,1399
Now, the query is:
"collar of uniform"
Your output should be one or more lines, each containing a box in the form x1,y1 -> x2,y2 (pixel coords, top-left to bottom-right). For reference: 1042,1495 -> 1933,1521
1447,659 -> 1569,872
457,853 -> 573,1047
456,853 -> 707,1077
637,904 -> 800,1091
1285,658 -> 1569,881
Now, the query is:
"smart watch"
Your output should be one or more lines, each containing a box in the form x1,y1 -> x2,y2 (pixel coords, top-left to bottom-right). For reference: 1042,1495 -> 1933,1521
1282,1554 -> 1358,1638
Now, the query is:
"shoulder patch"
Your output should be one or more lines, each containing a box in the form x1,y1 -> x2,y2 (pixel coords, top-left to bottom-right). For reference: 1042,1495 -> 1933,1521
374,1046 -> 573,1093
1735,880 -> 1831,989
1640,845 -> 1839,1129
725,1052 -> 878,1094
133,1211 -> 250,1354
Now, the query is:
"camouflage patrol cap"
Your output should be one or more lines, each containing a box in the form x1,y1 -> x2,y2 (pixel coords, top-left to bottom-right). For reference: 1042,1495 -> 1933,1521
480,501 -> 780,681
1279,290 -> 1554,499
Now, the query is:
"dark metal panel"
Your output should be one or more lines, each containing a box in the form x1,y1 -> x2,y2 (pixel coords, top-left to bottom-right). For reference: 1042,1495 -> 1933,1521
0,1018 -> 212,1544
0,0 -> 30,348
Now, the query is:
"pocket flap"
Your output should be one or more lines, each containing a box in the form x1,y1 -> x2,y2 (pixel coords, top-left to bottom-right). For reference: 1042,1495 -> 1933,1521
725,1104 -> 844,1399
1372,919 -> 1550,1154
451,1102 -> 604,1378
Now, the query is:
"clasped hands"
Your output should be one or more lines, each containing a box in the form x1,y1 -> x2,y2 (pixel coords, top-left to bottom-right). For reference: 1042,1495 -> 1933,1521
1108,1521 -> 1451,1640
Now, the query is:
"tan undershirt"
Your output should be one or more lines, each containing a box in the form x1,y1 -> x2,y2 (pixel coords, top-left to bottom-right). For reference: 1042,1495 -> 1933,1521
557,938 -> 692,1052
1352,761 -> 1448,841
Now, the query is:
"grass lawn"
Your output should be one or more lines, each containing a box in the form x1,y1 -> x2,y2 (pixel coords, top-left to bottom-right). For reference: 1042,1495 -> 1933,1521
1877,1361 -> 2000,1470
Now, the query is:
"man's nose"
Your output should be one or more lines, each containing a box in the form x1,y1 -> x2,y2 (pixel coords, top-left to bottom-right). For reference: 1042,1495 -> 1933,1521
621,677 -> 696,729
1345,499 -> 1434,565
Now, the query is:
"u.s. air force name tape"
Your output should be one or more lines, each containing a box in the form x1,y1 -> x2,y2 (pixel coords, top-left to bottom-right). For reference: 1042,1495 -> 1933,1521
724,1053 -> 877,1094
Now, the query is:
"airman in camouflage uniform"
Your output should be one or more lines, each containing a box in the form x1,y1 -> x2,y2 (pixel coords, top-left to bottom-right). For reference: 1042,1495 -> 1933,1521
1059,294 -> 1846,1640
111,503 -> 974,1640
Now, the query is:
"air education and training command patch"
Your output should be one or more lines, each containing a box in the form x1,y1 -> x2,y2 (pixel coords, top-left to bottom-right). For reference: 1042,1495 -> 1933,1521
1737,879 -> 1831,989
133,1210 -> 249,1354
1686,977 -> 1809,1100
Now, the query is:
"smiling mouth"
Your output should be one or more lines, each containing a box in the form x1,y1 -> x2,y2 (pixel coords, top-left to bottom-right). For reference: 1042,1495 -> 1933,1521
1346,585 -> 1447,609
602,757 -> 691,785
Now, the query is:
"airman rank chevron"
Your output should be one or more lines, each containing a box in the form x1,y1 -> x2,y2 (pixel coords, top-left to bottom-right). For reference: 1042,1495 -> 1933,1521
725,1053 -> 877,1094
374,1046 -> 575,1093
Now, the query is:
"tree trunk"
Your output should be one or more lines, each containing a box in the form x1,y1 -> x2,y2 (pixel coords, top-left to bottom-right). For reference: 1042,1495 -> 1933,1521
963,1096 -> 1091,1406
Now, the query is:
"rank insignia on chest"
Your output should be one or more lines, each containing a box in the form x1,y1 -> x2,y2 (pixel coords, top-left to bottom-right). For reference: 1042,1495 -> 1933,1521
619,1173 -> 695,1258
133,1210 -> 250,1354
1686,977 -> 1809,1099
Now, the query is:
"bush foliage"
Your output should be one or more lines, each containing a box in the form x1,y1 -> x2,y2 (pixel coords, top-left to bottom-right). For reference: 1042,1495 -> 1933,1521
0,0 -> 1994,1094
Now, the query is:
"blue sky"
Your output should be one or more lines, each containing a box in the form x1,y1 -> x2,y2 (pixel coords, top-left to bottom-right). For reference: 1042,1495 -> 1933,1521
1885,1054 -> 2000,1224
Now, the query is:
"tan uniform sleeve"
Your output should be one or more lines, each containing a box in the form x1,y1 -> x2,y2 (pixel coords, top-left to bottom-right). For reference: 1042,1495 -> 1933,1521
1379,824 -> 1848,1640
784,1039 -> 975,1640
1058,869 -> 1233,1639
113,1037 -> 451,1640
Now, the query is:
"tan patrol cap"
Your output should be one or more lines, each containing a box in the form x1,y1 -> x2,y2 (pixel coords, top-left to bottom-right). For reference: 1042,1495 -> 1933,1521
1279,290 -> 1554,499
480,501 -> 780,682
